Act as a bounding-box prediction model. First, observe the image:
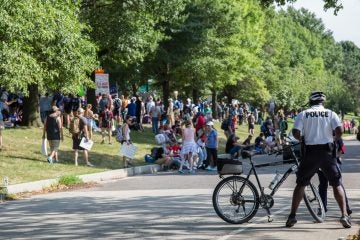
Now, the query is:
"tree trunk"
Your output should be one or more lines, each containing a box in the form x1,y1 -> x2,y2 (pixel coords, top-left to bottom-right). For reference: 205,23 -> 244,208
162,77 -> 170,109
211,89 -> 218,119
22,84 -> 42,127
162,63 -> 171,109
192,88 -> 199,105
87,71 -> 97,113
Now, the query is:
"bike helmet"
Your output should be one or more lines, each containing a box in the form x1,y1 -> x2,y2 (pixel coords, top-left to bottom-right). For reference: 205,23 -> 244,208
309,91 -> 326,103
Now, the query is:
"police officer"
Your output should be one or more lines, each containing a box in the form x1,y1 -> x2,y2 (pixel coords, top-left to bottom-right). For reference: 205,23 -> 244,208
286,91 -> 351,228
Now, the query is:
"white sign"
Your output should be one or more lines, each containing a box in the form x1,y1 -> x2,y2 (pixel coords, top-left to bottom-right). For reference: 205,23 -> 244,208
119,143 -> 137,159
95,74 -> 110,95
80,138 -> 94,151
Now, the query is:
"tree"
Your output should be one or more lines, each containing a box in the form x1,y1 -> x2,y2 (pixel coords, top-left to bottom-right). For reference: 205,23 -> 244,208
259,0 -> 343,15
259,7 -> 345,111
340,41 -> 360,113
0,0 -> 98,126
168,0 -> 266,111
81,0 -> 188,96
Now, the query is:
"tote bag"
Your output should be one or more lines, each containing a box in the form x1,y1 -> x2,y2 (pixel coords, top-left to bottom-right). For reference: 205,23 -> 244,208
41,138 -> 48,156
119,143 -> 137,159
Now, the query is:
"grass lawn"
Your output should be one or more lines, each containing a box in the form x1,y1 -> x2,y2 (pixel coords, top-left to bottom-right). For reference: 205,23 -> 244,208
0,114 -> 354,185
0,120 -> 256,184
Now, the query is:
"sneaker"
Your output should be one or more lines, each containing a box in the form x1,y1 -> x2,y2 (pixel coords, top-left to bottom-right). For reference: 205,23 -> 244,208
189,169 -> 195,174
205,166 -> 213,171
285,215 -> 297,228
211,166 -> 218,171
178,170 -> 185,174
47,156 -> 53,164
340,215 -> 351,228
86,162 -> 94,167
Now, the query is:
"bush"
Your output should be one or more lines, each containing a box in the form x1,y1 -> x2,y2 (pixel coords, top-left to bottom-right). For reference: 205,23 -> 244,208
58,175 -> 83,186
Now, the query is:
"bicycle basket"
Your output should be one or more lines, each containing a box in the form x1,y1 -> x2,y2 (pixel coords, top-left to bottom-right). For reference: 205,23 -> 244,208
217,154 -> 242,175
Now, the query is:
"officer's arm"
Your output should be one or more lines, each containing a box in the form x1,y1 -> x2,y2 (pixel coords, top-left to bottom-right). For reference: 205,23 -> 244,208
334,126 -> 343,142
292,129 -> 301,141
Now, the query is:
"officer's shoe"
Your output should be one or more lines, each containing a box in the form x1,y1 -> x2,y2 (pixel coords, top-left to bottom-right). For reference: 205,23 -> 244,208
285,215 -> 297,228
340,215 -> 351,228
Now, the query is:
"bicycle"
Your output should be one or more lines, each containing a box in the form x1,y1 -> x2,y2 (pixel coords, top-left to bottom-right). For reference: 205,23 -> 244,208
212,142 -> 325,224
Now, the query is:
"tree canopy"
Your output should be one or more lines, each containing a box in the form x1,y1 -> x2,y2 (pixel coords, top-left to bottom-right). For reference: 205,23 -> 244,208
1,0 -> 360,125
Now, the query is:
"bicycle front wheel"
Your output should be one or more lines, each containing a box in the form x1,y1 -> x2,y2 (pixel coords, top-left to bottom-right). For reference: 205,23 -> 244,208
303,183 -> 325,223
212,176 -> 259,224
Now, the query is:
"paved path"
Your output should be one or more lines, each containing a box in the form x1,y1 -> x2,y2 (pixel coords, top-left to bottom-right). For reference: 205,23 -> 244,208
0,139 -> 359,239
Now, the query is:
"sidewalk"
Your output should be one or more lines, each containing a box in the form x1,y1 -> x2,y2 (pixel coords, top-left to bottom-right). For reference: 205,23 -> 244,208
7,164 -> 161,194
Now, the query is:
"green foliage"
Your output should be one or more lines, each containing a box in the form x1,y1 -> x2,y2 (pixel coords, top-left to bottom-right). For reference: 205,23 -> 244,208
58,175 -> 83,186
0,0 -> 98,95
259,0 -> 343,15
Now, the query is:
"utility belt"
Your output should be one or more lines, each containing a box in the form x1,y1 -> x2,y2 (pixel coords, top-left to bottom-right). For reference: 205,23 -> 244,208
305,143 -> 334,152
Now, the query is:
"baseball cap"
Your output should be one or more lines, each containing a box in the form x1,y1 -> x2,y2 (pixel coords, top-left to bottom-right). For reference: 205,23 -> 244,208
206,121 -> 214,126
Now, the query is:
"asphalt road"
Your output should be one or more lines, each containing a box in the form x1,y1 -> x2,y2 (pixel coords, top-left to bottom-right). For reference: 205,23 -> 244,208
0,139 -> 359,239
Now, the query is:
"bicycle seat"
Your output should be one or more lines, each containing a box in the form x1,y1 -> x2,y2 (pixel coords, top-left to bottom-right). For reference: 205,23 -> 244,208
241,150 -> 255,159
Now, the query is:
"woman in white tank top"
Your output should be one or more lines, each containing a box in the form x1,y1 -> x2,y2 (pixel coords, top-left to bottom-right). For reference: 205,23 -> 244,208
179,121 -> 198,173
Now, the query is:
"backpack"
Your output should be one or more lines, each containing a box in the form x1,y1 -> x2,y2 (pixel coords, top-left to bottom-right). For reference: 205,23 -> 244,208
116,125 -> 125,142
99,98 -> 109,112
104,111 -> 111,124
114,98 -> 121,109
69,117 -> 81,135
260,123 -> 267,133
221,119 -> 230,130
283,121 -> 288,131
144,154 -> 155,163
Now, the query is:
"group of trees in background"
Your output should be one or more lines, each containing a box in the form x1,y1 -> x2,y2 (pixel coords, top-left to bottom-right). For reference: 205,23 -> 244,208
1,0 -> 359,125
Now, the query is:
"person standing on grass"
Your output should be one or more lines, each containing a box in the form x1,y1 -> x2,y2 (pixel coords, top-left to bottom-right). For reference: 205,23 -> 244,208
69,108 -> 94,167
178,120 -> 198,174
42,106 -> 63,163
205,121 -> 218,171
121,116 -> 134,168
39,93 -> 52,124
84,104 -> 94,140
99,106 -> 113,144
0,99 -> 7,151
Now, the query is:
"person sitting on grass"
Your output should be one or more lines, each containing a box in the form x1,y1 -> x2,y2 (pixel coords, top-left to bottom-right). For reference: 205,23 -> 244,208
155,141 -> 181,170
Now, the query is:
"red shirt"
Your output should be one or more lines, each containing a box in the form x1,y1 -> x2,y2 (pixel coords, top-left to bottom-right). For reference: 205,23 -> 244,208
195,115 -> 205,131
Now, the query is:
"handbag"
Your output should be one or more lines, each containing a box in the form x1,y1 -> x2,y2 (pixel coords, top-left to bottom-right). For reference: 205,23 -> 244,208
119,143 -> 137,159
41,138 -> 48,156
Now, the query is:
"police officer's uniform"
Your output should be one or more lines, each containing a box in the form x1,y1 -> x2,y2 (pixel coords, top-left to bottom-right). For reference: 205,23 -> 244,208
293,104 -> 342,186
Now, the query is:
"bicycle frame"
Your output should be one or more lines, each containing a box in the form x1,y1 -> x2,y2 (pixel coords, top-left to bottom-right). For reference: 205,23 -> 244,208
241,157 -> 298,198
232,144 -> 300,219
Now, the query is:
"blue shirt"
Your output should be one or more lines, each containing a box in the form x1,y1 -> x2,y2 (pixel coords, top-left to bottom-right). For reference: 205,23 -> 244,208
127,102 -> 136,117
206,129 -> 218,149
0,102 -> 4,120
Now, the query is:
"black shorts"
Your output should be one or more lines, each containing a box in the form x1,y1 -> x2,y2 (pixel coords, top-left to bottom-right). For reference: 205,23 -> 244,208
72,136 -> 85,150
113,108 -> 120,117
296,145 -> 341,187
248,123 -> 254,130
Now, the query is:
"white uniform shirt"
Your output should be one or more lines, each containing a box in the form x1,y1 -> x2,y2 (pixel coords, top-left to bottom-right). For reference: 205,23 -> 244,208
293,105 -> 341,145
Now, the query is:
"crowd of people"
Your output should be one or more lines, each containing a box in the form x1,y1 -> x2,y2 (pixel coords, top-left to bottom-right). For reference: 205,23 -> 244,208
1,87 -> 359,229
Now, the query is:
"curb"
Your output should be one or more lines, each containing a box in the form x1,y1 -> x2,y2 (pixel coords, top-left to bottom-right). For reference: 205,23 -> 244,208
7,164 -> 161,194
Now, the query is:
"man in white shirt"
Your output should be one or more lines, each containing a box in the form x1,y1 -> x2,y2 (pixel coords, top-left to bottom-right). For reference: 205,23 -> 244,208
286,91 -> 351,228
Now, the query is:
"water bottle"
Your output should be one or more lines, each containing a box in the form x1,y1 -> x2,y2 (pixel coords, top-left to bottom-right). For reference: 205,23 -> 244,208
269,172 -> 281,190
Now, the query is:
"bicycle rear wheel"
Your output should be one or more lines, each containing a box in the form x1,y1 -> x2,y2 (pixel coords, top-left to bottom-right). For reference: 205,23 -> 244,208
212,176 -> 259,224
303,183 -> 325,222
